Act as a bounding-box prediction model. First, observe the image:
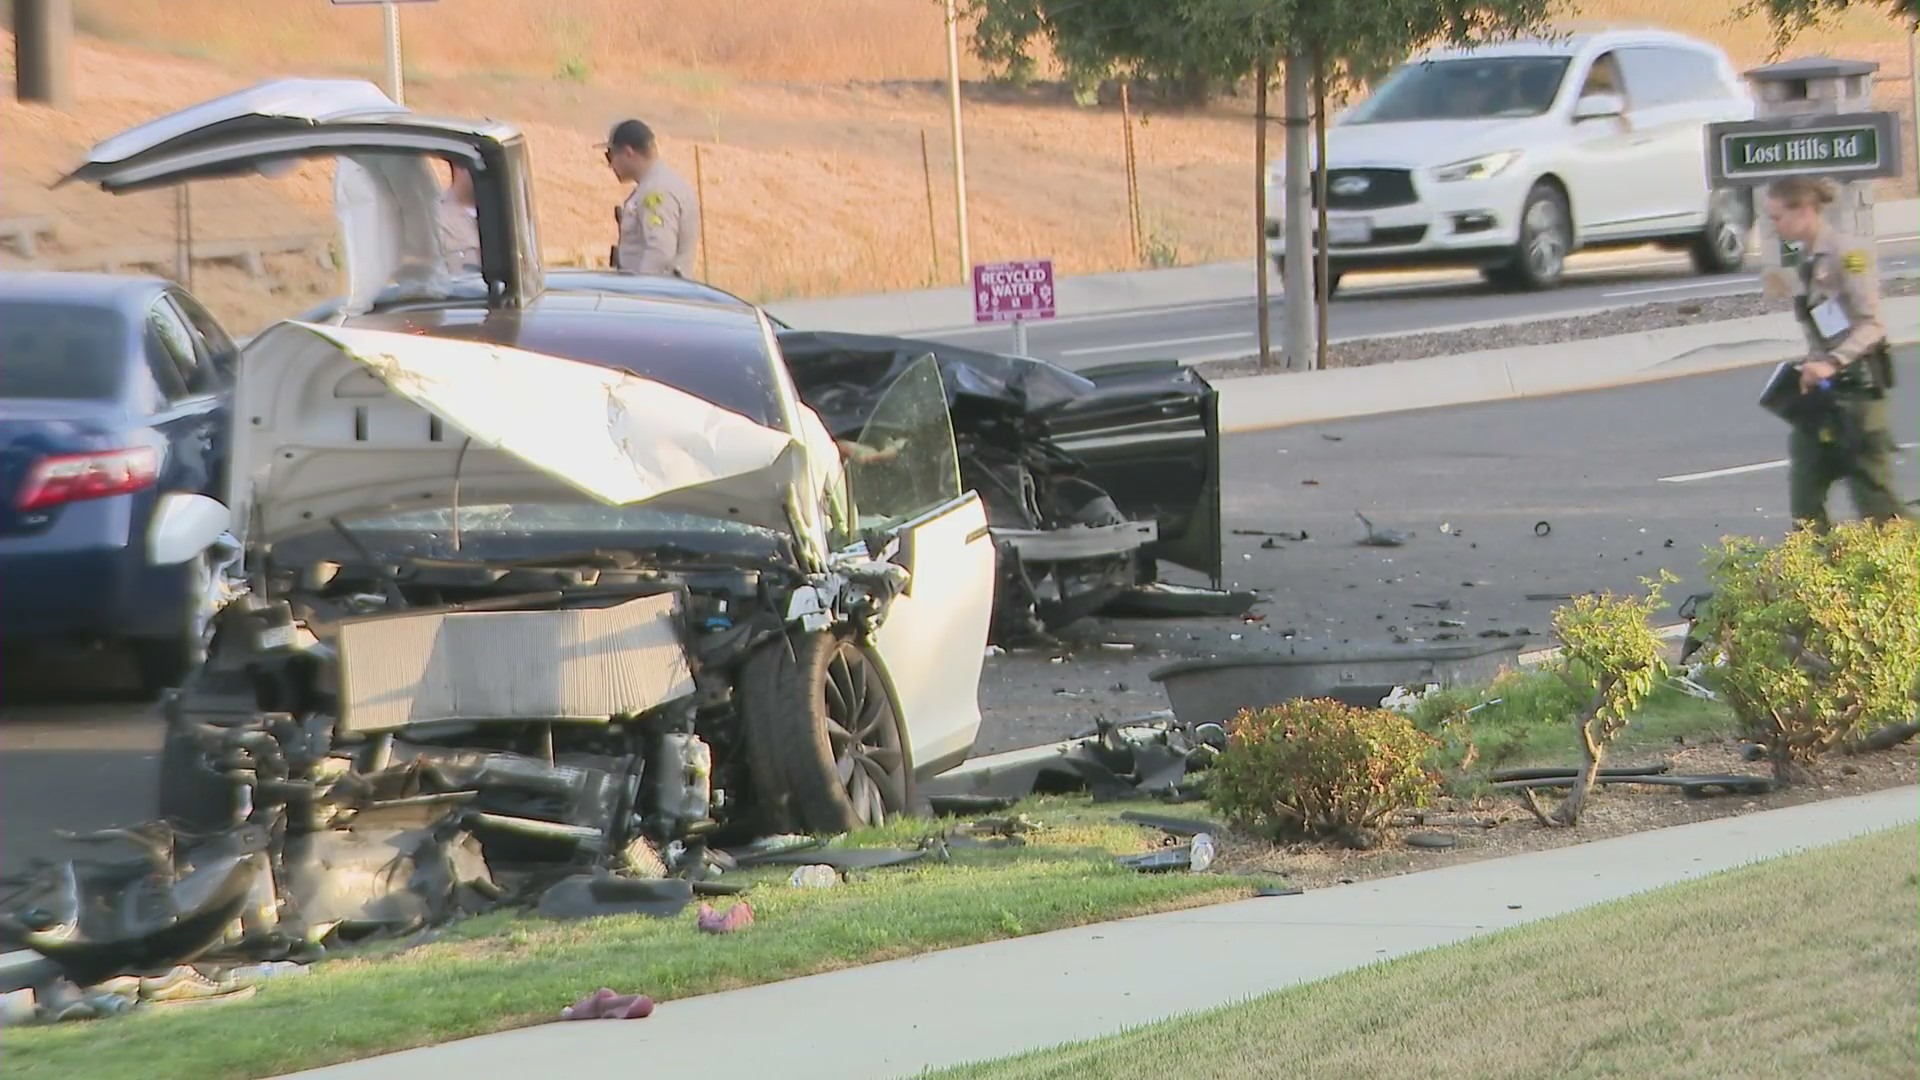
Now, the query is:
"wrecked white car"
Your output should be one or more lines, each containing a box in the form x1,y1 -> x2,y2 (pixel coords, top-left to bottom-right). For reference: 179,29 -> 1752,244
0,81 -> 1002,988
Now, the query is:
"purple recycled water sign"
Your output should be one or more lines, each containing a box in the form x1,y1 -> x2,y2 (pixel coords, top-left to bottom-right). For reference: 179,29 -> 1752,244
972,259 -> 1056,324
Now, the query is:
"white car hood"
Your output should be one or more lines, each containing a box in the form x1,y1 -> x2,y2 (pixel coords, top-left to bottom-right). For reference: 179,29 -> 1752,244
233,322 -> 812,546
1318,117 -> 1541,170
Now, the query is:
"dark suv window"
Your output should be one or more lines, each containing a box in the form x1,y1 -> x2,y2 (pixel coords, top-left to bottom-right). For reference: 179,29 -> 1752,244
1347,57 -> 1574,124
0,300 -> 131,401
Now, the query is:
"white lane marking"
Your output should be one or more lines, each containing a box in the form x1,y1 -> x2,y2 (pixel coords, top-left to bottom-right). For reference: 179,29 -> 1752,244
1058,331 -> 1252,357
1659,442 -> 1917,484
1603,278 -> 1746,299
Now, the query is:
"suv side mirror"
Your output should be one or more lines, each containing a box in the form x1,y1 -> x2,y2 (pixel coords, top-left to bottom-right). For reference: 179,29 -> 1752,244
1573,93 -> 1625,121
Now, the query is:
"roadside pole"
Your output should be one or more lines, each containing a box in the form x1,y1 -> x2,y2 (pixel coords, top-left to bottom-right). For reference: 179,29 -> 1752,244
1910,30 -> 1918,190
921,130 -> 941,283
693,145 -> 711,282
944,0 -> 972,281
1014,316 -> 1029,356
331,0 -> 425,104
13,0 -> 73,109
1282,53 -> 1315,373
1255,58 -> 1273,371
383,2 -> 403,104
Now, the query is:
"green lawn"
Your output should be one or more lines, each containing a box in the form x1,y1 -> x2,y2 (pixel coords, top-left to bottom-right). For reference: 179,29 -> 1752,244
5,801 -> 1250,1080
929,826 -> 1920,1080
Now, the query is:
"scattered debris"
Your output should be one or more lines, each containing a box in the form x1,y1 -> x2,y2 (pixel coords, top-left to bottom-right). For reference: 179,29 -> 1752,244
1355,512 -> 1409,547
1235,528 -> 1310,542
560,988 -> 655,1021
786,866 -> 841,889
736,846 -> 926,872
1321,434 -> 1344,442
1255,884 -> 1305,898
1189,834 -> 1216,873
1105,582 -> 1259,619
1119,811 -> 1226,837
695,901 -> 755,934
1534,521 -> 1552,537
1302,479 -> 1320,486
1116,839 -> 1212,874
538,875 -> 695,922
1412,600 -> 1453,611
926,794 -> 1022,817
1404,832 -> 1459,851
1494,774 -> 1776,798
1489,764 -> 1669,783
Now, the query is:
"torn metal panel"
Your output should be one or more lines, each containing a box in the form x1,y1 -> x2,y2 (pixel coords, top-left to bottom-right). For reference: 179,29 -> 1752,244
536,874 -> 694,920
333,593 -> 695,732
990,520 -> 1158,562
280,811 -> 493,941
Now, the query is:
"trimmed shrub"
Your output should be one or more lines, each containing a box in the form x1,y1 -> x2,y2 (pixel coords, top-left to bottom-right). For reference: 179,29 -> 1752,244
1532,580 -> 1670,826
1700,521 -> 1920,782
1210,698 -> 1439,844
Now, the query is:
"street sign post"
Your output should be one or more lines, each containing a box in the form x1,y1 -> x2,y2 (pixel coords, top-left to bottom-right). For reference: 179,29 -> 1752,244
1706,111 -> 1901,187
330,0 -> 437,106
972,259 -> 1056,356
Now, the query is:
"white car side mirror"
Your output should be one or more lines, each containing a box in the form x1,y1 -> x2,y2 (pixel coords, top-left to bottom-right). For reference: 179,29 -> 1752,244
1573,93 -> 1625,121
148,492 -> 232,566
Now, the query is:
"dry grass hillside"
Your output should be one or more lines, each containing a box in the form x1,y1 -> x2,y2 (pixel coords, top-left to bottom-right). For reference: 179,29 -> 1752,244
0,0 -> 1911,331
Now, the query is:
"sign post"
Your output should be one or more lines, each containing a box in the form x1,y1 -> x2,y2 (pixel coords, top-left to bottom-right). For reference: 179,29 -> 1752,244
972,259 -> 1056,356
331,0 -> 437,105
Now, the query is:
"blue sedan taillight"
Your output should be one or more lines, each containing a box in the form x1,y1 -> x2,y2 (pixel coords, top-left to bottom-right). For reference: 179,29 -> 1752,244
15,447 -> 159,511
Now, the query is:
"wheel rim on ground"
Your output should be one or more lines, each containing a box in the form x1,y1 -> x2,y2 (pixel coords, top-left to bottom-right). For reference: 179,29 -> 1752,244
1525,196 -> 1566,281
821,641 -> 907,826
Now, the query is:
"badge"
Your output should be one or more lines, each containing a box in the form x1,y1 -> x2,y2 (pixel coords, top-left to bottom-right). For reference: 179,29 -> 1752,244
647,214 -> 664,228
1842,249 -> 1868,275
644,192 -> 664,209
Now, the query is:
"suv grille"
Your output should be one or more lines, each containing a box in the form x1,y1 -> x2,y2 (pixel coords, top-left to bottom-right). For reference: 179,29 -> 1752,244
1311,169 -> 1418,210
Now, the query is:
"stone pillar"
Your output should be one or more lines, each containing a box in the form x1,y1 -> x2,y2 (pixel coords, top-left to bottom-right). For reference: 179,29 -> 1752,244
1746,57 -> 1879,269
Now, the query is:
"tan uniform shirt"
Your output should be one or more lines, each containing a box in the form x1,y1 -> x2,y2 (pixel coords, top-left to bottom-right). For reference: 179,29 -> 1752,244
1795,227 -> 1885,367
615,162 -> 700,277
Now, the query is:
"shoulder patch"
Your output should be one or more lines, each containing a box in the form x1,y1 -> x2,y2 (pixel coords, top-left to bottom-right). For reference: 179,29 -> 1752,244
1842,249 -> 1868,275
643,191 -> 665,209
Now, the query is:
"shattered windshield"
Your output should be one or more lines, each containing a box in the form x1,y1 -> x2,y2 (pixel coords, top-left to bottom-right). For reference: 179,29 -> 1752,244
276,503 -> 787,568
1346,57 -> 1572,124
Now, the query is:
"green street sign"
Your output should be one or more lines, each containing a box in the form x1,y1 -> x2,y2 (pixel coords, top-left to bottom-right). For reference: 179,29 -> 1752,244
1706,111 -> 1901,186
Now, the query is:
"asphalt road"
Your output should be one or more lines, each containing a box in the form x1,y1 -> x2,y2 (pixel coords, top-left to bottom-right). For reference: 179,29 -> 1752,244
923,236 -> 1920,370
4,350 -> 1915,875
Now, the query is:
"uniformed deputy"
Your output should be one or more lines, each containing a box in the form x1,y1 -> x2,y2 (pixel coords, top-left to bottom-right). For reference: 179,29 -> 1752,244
602,119 -> 701,277
1760,175 -> 1908,530
435,161 -> 481,275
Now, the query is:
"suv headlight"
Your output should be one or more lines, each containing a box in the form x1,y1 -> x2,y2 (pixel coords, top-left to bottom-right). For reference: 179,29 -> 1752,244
1432,151 -> 1520,183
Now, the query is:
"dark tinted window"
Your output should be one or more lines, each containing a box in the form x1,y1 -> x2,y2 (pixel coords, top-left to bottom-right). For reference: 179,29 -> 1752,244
0,301 -> 131,400
169,291 -> 238,384
1347,57 -> 1573,124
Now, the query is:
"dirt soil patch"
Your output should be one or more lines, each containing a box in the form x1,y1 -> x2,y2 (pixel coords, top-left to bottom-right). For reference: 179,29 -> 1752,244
1216,738 -> 1919,890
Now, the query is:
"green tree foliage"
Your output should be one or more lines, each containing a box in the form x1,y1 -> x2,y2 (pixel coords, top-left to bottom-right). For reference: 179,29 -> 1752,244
1741,0 -> 1919,50
965,0 -> 1562,105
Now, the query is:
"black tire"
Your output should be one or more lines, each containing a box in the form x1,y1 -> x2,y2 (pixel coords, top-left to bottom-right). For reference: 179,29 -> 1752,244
132,554 -> 216,698
1691,187 -> 1750,275
156,721 -> 238,830
1497,182 -> 1571,291
1479,265 -> 1520,290
1273,256 -> 1343,299
739,631 -> 914,834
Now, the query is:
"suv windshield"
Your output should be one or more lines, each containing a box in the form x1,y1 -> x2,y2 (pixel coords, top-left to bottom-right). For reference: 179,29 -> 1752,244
0,301 -> 129,401
275,503 -> 789,569
1346,56 -> 1573,124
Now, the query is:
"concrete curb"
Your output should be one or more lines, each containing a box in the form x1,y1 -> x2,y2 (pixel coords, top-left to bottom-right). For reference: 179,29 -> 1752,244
1217,305 -> 1920,435
765,199 -> 1919,334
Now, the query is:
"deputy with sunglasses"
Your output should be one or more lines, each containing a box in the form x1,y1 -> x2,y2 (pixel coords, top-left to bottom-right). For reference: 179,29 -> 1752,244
602,119 -> 701,277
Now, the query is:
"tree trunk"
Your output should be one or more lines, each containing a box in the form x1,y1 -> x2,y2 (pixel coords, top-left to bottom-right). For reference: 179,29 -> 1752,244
1281,52 -> 1315,373
1254,57 -> 1273,371
1554,714 -> 1607,826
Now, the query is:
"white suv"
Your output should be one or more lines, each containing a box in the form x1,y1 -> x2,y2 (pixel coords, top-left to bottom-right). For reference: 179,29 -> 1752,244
1266,29 -> 1757,294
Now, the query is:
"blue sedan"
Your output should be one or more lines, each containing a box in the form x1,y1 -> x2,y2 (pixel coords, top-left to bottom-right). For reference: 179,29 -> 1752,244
0,272 -> 236,695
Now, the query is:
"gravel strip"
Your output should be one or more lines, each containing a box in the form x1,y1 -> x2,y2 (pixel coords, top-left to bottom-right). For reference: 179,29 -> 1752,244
1194,275 -> 1920,381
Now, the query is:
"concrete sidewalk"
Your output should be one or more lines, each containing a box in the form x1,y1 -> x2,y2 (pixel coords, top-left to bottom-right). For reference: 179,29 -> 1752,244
282,787 -> 1919,1080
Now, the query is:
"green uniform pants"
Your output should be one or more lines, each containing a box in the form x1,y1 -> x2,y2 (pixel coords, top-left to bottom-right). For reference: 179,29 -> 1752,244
1787,394 -> 1910,530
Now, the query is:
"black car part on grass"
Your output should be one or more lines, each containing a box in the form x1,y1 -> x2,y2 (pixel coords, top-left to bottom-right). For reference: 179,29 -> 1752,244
777,331 -> 1228,642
